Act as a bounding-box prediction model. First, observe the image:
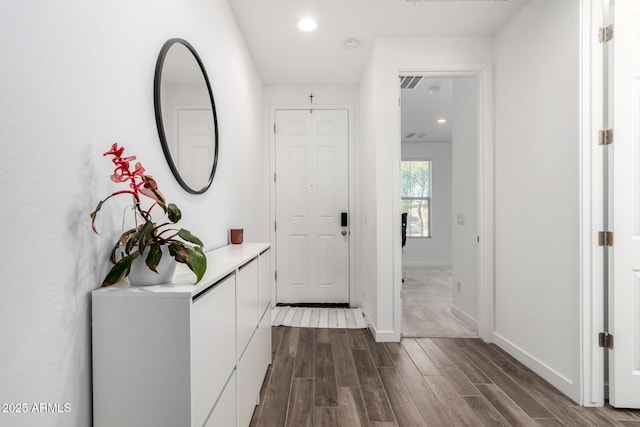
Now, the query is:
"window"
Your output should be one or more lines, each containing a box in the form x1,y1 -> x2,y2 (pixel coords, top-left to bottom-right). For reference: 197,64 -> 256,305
401,160 -> 432,238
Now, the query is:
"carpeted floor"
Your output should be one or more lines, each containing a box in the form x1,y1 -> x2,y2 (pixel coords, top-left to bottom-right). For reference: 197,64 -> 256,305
402,265 -> 477,338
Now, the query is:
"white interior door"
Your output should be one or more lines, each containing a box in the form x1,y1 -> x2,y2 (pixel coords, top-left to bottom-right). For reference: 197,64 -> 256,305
610,0 -> 640,408
177,108 -> 214,190
275,109 -> 349,304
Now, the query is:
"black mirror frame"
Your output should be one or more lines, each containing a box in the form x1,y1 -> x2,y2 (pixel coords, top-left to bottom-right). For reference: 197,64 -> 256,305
153,38 -> 219,194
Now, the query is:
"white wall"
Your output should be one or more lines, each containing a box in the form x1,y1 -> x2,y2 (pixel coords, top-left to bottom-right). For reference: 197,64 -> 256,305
264,85 -> 359,107
356,1 -> 581,401
494,0 -> 580,401
358,37 -> 493,340
451,76 -> 479,326
401,142 -> 452,266
357,46 -> 381,327
0,1 -> 266,425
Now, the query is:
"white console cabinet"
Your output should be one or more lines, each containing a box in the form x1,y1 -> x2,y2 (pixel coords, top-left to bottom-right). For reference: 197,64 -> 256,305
92,243 -> 271,427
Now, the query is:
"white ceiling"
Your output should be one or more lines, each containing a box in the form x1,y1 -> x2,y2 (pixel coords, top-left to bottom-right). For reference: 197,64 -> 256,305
401,77 -> 453,144
229,0 -> 530,85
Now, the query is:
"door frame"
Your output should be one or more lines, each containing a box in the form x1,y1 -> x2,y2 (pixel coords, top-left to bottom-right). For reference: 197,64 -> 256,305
390,63 -> 494,343
579,0 -> 605,407
269,105 -> 356,307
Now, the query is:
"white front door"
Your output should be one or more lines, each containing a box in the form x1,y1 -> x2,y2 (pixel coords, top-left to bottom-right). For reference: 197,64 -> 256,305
610,0 -> 640,408
275,109 -> 350,303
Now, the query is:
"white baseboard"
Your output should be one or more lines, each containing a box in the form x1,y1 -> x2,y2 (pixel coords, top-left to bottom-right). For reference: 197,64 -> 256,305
372,329 -> 398,342
492,333 -> 579,403
402,261 -> 452,267
361,308 -> 399,342
450,305 -> 478,330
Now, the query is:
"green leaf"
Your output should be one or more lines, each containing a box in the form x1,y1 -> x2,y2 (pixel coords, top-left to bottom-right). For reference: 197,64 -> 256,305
102,252 -> 139,287
122,227 -> 139,254
178,228 -> 203,247
145,243 -> 162,273
138,221 -> 154,254
168,241 -> 189,263
125,232 -> 139,254
89,192 -> 123,234
110,228 -> 138,263
184,246 -> 207,283
167,203 -> 181,223
90,200 -> 105,234
168,241 -> 182,256
167,242 -> 206,283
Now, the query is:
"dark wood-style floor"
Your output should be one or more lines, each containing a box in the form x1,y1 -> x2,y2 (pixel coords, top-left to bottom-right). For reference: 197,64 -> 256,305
249,327 -> 640,427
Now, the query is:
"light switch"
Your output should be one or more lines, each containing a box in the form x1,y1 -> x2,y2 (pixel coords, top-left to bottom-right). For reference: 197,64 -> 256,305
456,213 -> 465,225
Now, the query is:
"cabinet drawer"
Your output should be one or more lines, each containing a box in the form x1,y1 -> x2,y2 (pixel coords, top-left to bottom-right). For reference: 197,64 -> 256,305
237,344 -> 258,427
257,308 -> 272,378
205,370 -> 236,427
237,311 -> 271,427
192,274 -> 236,427
237,258 -> 258,356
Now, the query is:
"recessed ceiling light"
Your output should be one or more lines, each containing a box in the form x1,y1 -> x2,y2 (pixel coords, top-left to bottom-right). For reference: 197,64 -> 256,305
297,18 -> 317,32
437,118 -> 448,124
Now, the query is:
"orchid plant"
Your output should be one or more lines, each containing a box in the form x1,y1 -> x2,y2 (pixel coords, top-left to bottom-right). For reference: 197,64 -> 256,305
91,143 -> 206,287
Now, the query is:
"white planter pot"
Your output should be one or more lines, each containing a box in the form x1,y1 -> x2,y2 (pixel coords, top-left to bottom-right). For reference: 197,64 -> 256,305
128,246 -> 177,286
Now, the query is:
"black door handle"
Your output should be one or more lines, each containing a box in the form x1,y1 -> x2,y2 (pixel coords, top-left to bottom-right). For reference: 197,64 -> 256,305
341,212 -> 348,227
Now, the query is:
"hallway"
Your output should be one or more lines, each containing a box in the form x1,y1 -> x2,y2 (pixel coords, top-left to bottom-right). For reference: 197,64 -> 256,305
249,326 -> 640,426
402,266 -> 477,338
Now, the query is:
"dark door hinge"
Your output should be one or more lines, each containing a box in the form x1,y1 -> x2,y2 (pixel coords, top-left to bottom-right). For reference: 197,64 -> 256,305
599,332 -> 613,349
598,231 -> 613,247
598,129 -> 613,145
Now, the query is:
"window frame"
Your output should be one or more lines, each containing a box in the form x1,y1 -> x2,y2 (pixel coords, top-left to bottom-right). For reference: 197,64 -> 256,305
400,159 -> 433,239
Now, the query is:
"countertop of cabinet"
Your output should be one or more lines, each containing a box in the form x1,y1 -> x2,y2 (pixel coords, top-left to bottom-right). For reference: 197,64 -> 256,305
92,242 -> 270,298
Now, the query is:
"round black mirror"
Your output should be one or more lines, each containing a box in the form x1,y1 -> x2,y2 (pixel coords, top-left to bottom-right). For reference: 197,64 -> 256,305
154,38 -> 218,194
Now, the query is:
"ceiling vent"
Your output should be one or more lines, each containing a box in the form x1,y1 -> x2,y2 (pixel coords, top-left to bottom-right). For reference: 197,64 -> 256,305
404,0 -> 510,3
404,132 -> 429,140
400,76 -> 423,89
